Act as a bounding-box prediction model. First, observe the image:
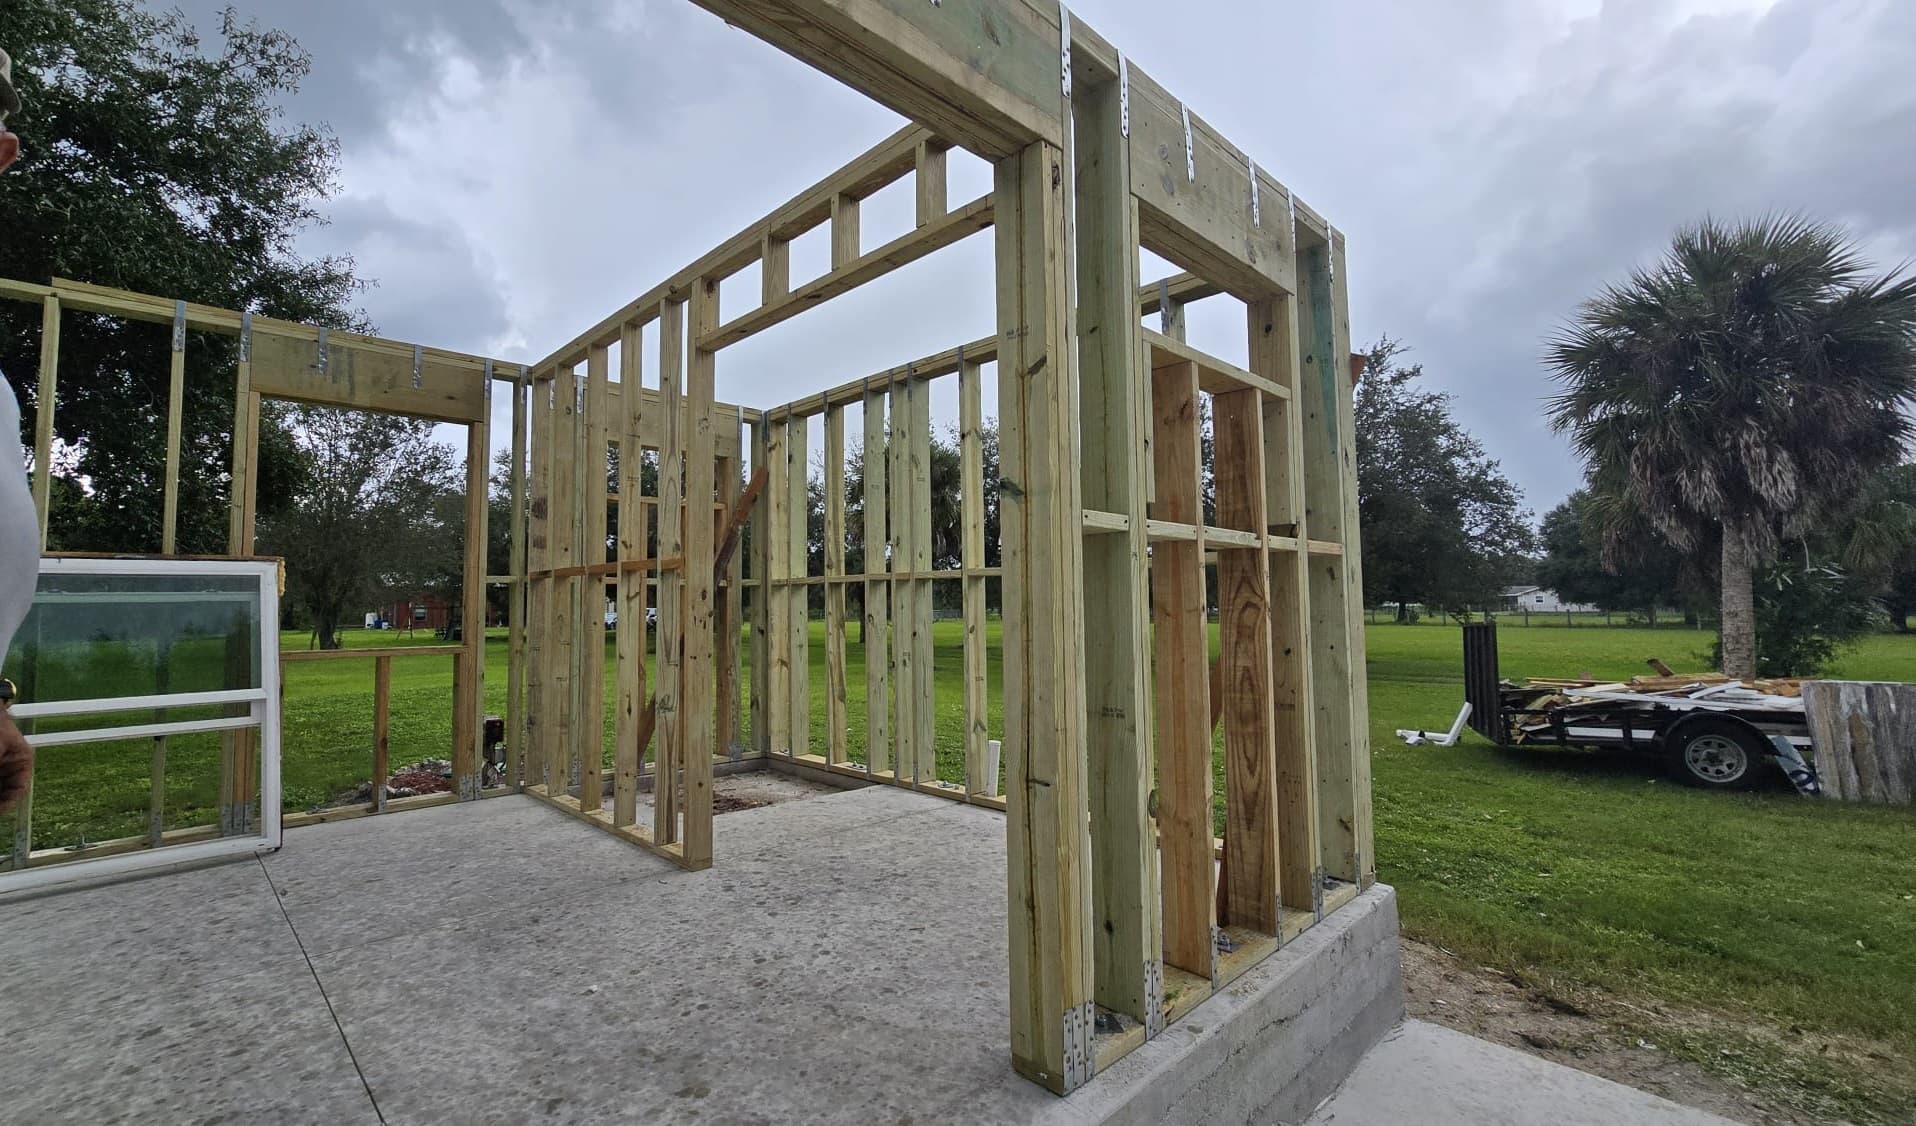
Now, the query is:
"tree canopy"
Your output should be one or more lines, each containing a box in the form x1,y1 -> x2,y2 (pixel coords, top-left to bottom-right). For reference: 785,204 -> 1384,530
1547,215 -> 1916,676
1355,338 -> 1533,616
1535,489 -> 1687,624
259,407 -> 461,649
0,0 -> 359,552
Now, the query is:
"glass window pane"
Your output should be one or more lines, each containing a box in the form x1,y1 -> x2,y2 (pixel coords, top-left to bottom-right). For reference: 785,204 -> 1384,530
2,572 -> 262,702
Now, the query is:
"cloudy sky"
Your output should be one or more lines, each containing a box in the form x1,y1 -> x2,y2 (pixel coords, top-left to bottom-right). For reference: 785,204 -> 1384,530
172,0 -> 1916,514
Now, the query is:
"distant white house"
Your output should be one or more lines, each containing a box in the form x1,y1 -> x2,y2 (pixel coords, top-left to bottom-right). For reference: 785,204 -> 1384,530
1500,585 -> 1598,614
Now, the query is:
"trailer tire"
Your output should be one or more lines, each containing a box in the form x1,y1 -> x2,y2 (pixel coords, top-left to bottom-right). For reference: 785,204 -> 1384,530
1666,717 -> 1763,789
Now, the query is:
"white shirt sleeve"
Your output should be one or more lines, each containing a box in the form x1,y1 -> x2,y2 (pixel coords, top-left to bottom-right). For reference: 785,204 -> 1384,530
0,371 -> 41,663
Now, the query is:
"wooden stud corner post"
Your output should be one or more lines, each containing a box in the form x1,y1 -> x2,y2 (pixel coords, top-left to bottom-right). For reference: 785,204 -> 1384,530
1150,356 -> 1213,979
1330,230 -> 1374,887
1296,231 -> 1366,890
1073,68 -> 1163,1037
454,375 -> 491,801
682,278 -> 720,869
615,323 -> 649,828
997,139 -> 1096,1094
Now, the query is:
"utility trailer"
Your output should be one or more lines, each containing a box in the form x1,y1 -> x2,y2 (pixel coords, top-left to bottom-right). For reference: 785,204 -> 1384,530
1461,622 -> 1817,791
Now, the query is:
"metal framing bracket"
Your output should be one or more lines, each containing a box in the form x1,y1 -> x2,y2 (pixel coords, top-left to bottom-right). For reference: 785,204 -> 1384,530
1062,1000 -> 1095,1090
1059,3 -> 1072,97
1118,54 -> 1130,138
239,310 -> 252,363
412,344 -> 424,390
316,327 -> 331,378
170,300 -> 186,353
1249,158 -> 1262,228
1180,103 -> 1196,182
1143,958 -> 1165,1037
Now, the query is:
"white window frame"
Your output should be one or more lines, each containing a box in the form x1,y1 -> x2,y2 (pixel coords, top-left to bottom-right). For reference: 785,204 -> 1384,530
1,557 -> 282,895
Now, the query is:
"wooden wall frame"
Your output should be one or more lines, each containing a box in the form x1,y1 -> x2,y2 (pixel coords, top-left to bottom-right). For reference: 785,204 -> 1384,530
4,0 -> 1371,1095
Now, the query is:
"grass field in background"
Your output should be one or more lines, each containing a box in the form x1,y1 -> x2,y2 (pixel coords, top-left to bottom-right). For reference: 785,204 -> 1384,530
17,617 -> 1916,1117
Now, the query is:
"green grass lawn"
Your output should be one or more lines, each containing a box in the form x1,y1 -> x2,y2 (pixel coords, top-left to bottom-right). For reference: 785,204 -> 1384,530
17,615 -> 1916,1117
1372,621 -> 1916,1118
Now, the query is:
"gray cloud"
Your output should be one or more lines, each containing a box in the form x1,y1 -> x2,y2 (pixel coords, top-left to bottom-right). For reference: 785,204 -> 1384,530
165,0 -> 1916,513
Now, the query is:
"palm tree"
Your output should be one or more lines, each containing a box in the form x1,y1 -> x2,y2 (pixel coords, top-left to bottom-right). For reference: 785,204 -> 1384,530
1547,216 -> 1916,678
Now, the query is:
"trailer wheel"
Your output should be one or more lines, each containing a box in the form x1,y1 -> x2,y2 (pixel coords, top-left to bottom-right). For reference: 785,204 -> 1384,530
1667,718 -> 1763,789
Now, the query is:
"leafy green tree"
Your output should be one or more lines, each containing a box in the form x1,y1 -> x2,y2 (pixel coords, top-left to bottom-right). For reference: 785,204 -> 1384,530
815,418 -> 1001,626
1711,554 -> 1882,677
1355,339 -> 1534,617
0,1 -> 359,552
1548,216 -> 1916,678
1536,489 -> 1686,625
259,409 -> 458,649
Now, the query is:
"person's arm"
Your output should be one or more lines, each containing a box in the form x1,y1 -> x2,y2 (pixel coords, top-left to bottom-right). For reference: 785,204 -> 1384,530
0,372 -> 41,815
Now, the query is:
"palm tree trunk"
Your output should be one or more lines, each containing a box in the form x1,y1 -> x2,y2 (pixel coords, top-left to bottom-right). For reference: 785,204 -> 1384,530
1720,528 -> 1756,678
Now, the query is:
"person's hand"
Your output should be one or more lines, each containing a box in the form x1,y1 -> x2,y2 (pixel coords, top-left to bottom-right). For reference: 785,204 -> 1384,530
0,706 -> 32,816
0,129 -> 17,175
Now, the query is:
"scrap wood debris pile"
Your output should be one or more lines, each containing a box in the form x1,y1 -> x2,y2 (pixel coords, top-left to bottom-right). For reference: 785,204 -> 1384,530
1503,671 -> 1806,743
1491,662 -> 1820,793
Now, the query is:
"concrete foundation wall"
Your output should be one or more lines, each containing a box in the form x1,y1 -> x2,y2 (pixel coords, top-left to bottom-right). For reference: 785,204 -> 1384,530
1065,885 -> 1405,1126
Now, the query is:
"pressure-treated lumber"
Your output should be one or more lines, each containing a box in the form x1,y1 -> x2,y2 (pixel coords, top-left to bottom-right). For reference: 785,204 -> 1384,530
31,295 -> 58,538
1150,358 -> 1214,980
862,386 -> 892,776
161,309 -> 186,553
1330,231 -> 1374,886
507,369 -> 529,786
749,419 -> 772,756
703,196 -> 992,351
681,277 -> 720,868
656,300 -> 686,844
907,378 -> 935,783
526,374 -> 553,790
1074,68 -> 1163,1035
785,413 -> 811,759
1213,388 -> 1281,934
997,139 -> 1096,1095
715,444 -> 744,758
537,125 -> 932,369
455,379 -> 492,801
915,139 -> 948,226
685,1 -> 1058,157
824,406 -> 849,764
549,366 -> 581,796
1296,235 -> 1361,885
765,415 -> 791,756
960,358 -> 990,796
615,323 -> 649,827
888,379 -> 916,781
578,348 -> 611,812
1251,297 -> 1321,914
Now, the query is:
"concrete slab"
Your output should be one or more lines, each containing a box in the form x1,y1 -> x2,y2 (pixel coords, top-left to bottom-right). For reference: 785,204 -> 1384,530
0,960 -> 378,1124
309,797 -> 1019,1125
261,794 -> 678,955
14,780 -> 1654,1126
0,855 -> 309,1019
1304,1020 -> 1743,1126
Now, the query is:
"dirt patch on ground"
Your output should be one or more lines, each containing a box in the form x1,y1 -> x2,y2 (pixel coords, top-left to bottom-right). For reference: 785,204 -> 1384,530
1401,937 -> 1896,1125
711,791 -> 767,814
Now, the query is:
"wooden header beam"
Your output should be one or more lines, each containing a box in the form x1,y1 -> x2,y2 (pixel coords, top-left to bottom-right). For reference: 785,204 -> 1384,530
537,124 -> 936,371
